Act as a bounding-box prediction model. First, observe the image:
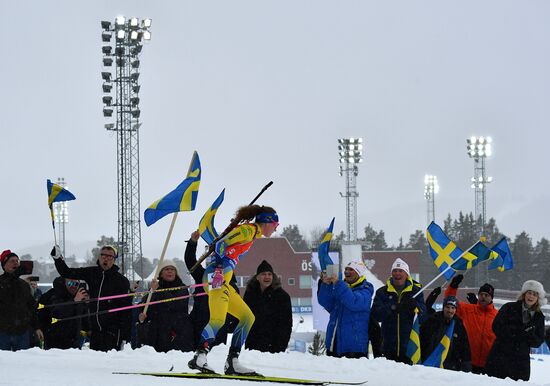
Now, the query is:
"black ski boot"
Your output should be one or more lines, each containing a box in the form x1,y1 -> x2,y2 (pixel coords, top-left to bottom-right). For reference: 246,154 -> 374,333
188,346 -> 216,374
224,349 -> 260,376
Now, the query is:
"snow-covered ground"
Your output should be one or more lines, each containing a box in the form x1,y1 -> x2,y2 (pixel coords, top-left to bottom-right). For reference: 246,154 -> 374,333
2,344 -> 550,386
3,315 -> 548,385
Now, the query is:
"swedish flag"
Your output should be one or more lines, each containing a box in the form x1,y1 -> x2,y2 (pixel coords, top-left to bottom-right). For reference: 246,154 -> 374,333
488,237 -> 514,272
426,222 -> 461,280
423,319 -> 455,368
451,241 -> 492,271
406,308 -> 421,364
47,179 -> 76,227
198,189 -> 225,245
144,151 -> 201,226
318,217 -> 335,271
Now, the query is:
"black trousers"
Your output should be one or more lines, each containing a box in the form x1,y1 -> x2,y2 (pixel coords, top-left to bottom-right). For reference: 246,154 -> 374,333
90,330 -> 122,352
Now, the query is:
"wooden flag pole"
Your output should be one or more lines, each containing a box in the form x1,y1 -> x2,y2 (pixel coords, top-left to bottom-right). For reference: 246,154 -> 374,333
142,212 -> 179,316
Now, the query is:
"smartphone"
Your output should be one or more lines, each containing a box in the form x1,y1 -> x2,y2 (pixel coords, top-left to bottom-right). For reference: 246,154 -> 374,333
28,276 -> 40,282
15,261 -> 34,276
326,264 -> 338,277
77,281 -> 89,291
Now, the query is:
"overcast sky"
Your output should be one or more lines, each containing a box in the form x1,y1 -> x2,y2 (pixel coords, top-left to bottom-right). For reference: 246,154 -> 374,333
1,0 -> 549,259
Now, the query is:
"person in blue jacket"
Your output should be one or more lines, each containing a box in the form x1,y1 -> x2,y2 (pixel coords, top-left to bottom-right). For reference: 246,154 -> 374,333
371,258 -> 427,364
318,260 -> 374,358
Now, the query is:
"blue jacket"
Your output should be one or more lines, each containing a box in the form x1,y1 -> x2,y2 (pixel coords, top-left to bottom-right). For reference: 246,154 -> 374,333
371,277 -> 427,361
318,277 -> 374,356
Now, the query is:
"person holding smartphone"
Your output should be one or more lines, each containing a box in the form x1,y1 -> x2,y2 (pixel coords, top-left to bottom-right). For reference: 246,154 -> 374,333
318,260 -> 374,358
38,277 -> 90,349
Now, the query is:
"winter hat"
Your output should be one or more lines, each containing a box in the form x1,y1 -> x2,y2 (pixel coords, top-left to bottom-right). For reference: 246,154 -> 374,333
391,258 -> 410,277
1,250 -> 18,269
521,280 -> 547,306
443,295 -> 459,308
256,260 -> 274,275
346,260 -> 367,277
157,259 -> 178,276
478,283 -> 495,299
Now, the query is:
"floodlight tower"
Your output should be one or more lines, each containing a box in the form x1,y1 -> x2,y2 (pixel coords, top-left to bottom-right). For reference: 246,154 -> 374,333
338,138 -> 363,242
424,175 -> 439,226
53,177 -> 69,256
101,17 -> 152,280
466,136 -> 493,236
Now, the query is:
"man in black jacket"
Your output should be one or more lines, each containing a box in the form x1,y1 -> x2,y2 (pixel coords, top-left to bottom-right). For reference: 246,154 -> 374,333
38,277 -> 89,349
0,250 -> 43,351
243,260 -> 292,353
420,295 -> 472,372
51,245 -> 131,351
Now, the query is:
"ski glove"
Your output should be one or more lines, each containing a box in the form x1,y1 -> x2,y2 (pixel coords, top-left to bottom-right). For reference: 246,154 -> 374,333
50,245 -> 63,259
211,267 -> 224,289
466,293 -> 478,304
450,274 -> 464,289
425,287 -> 441,310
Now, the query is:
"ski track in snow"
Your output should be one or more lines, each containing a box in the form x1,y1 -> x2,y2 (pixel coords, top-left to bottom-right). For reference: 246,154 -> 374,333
2,344 -> 550,386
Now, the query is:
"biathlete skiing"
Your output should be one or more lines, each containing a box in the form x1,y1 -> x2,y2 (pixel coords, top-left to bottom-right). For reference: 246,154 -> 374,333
188,204 -> 279,375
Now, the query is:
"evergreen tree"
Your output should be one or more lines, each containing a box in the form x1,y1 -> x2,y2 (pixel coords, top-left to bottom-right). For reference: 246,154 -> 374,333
509,232 -> 534,290
281,224 -> 309,252
361,224 -> 387,250
535,238 -> 550,291
396,237 -> 405,250
484,217 -> 505,246
331,231 -> 346,252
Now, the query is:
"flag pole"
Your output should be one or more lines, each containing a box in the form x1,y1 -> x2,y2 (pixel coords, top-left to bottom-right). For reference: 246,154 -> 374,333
413,241 -> 478,299
142,212 -> 179,316
50,206 -> 58,246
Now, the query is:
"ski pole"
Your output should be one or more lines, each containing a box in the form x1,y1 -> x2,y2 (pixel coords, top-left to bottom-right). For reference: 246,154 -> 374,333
189,181 -> 273,273
38,282 -> 206,310
50,291 -> 208,324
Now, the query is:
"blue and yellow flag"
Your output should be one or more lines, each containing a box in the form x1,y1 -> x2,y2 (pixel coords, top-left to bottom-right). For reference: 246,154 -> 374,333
198,189 -> 225,245
47,179 -> 76,227
423,319 -> 455,368
406,308 -> 421,364
488,237 -> 514,272
144,151 -> 201,226
450,241 -> 492,271
426,222 -> 461,280
318,217 -> 335,271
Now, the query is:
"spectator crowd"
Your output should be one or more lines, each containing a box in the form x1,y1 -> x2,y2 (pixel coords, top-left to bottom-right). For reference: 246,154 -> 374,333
1,244 -> 549,382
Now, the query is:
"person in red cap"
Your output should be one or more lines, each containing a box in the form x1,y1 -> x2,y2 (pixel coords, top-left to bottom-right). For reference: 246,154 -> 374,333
0,250 -> 43,351
444,274 -> 497,374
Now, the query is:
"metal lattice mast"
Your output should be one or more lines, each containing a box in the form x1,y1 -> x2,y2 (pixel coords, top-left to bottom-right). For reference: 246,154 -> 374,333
53,177 -> 69,256
101,17 -> 151,280
338,138 -> 363,242
467,136 -> 493,237
467,136 -> 493,287
424,175 -> 439,226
